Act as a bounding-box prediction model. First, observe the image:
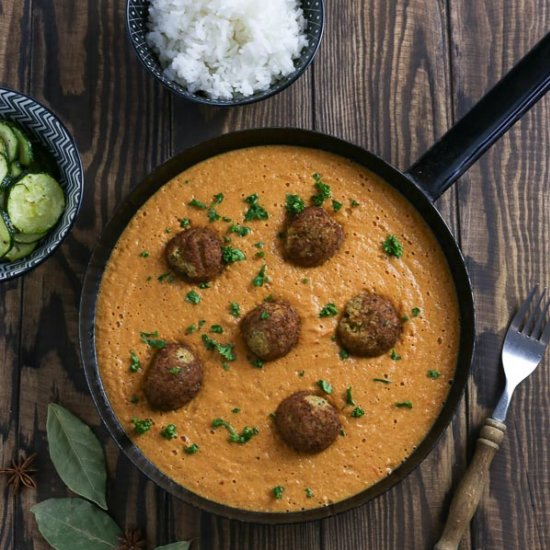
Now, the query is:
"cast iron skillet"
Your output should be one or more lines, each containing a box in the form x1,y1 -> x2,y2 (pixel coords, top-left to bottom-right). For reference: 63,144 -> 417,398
80,34 -> 550,523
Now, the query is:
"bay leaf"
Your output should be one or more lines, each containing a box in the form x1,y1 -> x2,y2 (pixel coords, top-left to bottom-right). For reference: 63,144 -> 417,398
155,543 -> 192,550
47,403 -> 107,509
31,498 -> 122,550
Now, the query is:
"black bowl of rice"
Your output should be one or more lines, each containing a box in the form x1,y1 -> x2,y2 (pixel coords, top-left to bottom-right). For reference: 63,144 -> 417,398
126,0 -> 324,106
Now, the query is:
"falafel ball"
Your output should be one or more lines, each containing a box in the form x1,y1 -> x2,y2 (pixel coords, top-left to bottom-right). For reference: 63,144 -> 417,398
283,207 -> 344,267
337,291 -> 402,357
240,300 -> 301,361
165,227 -> 223,282
144,343 -> 203,411
275,391 -> 341,453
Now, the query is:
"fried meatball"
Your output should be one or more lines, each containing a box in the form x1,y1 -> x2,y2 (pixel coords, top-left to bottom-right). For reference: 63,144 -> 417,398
283,207 -> 344,267
165,227 -> 223,282
337,292 -> 402,357
143,343 -> 203,411
275,391 -> 341,453
240,300 -> 301,361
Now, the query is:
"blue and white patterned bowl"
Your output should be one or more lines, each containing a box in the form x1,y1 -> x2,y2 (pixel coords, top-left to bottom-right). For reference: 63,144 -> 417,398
126,0 -> 324,106
0,88 -> 84,282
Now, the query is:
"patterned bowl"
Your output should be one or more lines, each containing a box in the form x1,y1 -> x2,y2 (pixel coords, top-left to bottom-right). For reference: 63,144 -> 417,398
126,0 -> 324,106
0,88 -> 83,281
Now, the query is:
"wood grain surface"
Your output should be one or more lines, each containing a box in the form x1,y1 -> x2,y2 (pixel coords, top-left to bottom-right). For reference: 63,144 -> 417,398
0,1 -> 548,549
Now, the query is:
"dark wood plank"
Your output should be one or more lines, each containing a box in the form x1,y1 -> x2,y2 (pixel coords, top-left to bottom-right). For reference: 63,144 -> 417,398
449,2 -> 550,549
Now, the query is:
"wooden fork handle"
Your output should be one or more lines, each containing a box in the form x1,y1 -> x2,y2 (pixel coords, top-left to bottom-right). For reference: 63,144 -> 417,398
434,418 -> 506,550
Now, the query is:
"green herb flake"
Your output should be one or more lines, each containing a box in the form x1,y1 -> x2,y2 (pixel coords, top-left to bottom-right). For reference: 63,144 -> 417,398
339,429 -> 346,437
260,311 -> 270,320
129,351 -> 141,373
244,193 -> 269,221
198,319 -> 206,330
184,443 -> 199,454
395,401 -> 413,409
411,307 -> 421,317
231,408 -> 241,414
212,193 -> 224,205
132,417 -> 153,435
311,173 -> 331,206
185,290 -> 201,305
164,227 -> 172,234
139,250 -> 149,258
189,198 -> 207,210
130,395 -> 139,404
158,272 -> 175,283
179,217 -> 191,229
305,488 -> 314,498
254,242 -> 264,249
207,207 -> 221,223
160,424 -> 178,440
146,276 -> 152,282
382,235 -> 404,258
285,193 -> 305,215
332,199 -> 343,212
249,357 -> 264,368
302,278 -> 310,284
222,246 -> 246,264
390,349 -> 402,361
298,370 -> 305,377
345,386 -> 356,406
185,324 -> 196,334
373,378 -> 391,384
317,379 -> 333,394
339,349 -> 350,360
222,362 -> 230,371
229,223 -> 252,237
169,367 -> 182,375
401,315 -> 409,322
211,418 -> 259,444
210,324 -> 224,334
229,302 -> 241,318
351,406 -> 365,418
273,486 -> 284,500
140,331 -> 166,349
202,335 -> 236,362
350,199 -> 360,207
198,282 -> 211,289
319,303 -> 338,318
252,264 -> 269,287
427,370 -> 441,379
222,216 -> 232,223
255,251 -> 265,259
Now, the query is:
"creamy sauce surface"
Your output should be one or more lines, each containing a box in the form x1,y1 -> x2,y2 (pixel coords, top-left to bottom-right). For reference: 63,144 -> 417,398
96,146 -> 460,512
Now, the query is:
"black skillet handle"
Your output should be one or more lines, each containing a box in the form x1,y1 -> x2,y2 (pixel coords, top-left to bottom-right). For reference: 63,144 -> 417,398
406,33 -> 550,202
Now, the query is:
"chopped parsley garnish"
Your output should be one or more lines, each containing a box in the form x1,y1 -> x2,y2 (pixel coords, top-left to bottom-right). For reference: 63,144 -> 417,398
130,395 -> 139,404
139,250 -> 149,258
129,351 -> 141,373
211,418 -> 259,444
297,371 -> 305,378
229,302 -> 241,317
132,418 -> 153,435
345,386 -> 356,406
212,193 -> 224,205
319,303 -> 338,317
373,378 -> 391,384
169,367 -> 181,375
350,199 -> 360,207
252,264 -> 269,287
427,370 -> 441,379
164,227 -> 172,234
302,278 -> 310,284
185,290 -> 201,305
222,246 -> 246,264
351,407 -> 365,418
305,488 -> 314,498
264,294 -> 274,302
317,379 -> 333,394
401,315 -> 409,322
332,199 -> 343,212
311,173 -> 331,206
158,272 -> 175,283
382,235 -> 404,258
179,217 -> 191,229
198,319 -> 206,330
339,429 -> 346,437
243,193 -> 269,221
198,282 -> 211,289
184,443 -> 199,454
390,349 -> 402,361
339,349 -> 350,360
260,311 -> 270,320
395,401 -> 413,409
222,362 -> 230,371
255,251 -> 265,258
188,198 -> 207,210
411,307 -> 421,317
208,207 -> 220,222
249,357 -> 264,368
285,193 -> 305,215
272,486 -> 284,500
210,324 -> 224,334
185,324 -> 196,334
222,216 -> 232,223
140,331 -> 166,349
202,334 -> 236,361
146,276 -> 152,282
229,223 -> 251,237
254,242 -> 264,249
160,424 -> 178,440
231,408 -> 241,414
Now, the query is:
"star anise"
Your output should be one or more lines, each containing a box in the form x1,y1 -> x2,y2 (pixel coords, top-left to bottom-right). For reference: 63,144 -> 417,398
117,528 -> 146,550
0,453 -> 37,493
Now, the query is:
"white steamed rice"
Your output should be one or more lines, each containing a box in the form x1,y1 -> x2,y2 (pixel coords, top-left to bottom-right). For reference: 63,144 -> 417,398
146,0 -> 308,100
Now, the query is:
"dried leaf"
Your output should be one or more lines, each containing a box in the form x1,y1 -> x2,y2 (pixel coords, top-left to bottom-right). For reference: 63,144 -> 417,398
154,543 -> 192,550
31,498 -> 121,549
47,403 -> 107,509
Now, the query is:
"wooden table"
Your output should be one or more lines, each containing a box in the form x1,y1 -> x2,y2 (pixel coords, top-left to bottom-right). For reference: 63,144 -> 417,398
1,1 -> 549,549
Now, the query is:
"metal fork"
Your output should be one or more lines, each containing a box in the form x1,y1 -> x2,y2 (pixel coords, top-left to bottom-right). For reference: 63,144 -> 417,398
435,285 -> 550,550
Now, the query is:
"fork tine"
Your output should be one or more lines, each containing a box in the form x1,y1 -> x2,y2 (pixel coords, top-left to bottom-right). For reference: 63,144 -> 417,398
531,295 -> 550,338
540,315 -> 550,345
510,285 -> 538,330
522,288 -> 546,335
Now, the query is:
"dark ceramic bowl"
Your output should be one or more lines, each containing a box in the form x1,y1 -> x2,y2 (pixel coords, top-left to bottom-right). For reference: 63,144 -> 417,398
0,88 -> 83,282
126,0 -> 324,106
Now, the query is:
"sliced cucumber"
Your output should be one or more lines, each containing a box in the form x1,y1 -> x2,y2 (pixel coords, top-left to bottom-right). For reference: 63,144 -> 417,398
7,173 -> 65,234
14,231 -> 46,244
10,126 -> 34,166
4,240 -> 37,261
9,160 -> 23,179
0,122 -> 18,162
0,210 -> 14,258
0,154 -> 8,183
